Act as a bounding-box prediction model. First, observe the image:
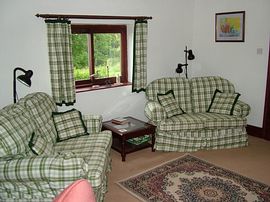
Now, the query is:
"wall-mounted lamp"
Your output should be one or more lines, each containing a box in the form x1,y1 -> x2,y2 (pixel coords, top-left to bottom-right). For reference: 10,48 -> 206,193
13,67 -> 33,103
175,46 -> 195,78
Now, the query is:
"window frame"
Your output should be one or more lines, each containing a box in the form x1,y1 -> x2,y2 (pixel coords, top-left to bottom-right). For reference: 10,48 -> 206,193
71,24 -> 129,91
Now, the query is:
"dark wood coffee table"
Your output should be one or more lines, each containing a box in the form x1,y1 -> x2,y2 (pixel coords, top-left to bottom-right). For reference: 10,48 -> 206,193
102,116 -> 156,161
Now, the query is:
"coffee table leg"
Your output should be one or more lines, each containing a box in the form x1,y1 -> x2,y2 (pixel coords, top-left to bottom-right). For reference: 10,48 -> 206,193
121,138 -> 126,161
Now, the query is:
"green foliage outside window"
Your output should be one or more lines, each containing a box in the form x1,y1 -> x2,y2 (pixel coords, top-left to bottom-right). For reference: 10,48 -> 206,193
72,34 -> 89,80
72,33 -> 121,81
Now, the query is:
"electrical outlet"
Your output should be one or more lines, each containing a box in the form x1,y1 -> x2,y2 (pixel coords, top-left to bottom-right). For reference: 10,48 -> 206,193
257,48 -> 263,55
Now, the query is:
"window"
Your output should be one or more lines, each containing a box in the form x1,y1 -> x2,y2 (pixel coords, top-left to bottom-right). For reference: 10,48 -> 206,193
71,24 -> 129,92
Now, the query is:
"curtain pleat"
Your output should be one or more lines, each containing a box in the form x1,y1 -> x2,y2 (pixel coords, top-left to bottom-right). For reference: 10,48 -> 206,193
132,20 -> 148,93
46,19 -> 76,106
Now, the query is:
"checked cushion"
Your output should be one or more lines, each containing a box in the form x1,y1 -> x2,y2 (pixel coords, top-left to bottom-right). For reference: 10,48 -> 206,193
23,92 -> 58,144
145,77 -> 192,113
190,76 -> 235,113
207,89 -> 240,115
53,109 -> 89,142
157,90 -> 184,118
29,133 -> 54,155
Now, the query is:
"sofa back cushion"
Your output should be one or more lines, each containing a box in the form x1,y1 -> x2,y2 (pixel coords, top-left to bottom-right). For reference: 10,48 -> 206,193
52,109 -> 89,142
0,101 -> 34,157
145,77 -> 193,113
190,76 -> 235,113
23,92 -> 58,144
29,133 -> 55,155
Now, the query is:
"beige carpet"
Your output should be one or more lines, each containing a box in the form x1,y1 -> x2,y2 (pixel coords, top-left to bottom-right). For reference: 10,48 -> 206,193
105,136 -> 270,202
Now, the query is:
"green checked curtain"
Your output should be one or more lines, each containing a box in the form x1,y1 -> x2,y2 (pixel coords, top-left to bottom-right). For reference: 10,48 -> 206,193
132,20 -> 148,93
46,19 -> 76,106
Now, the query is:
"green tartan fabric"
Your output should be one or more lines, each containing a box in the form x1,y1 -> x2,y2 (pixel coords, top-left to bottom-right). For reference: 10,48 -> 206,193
207,89 -> 240,115
82,114 -> 103,133
23,92 -> 58,144
54,131 -> 112,194
203,113 -> 246,128
145,77 -> 192,113
0,154 -> 86,199
54,131 -> 112,156
159,112 -> 246,131
132,20 -> 148,93
0,102 -> 34,157
190,76 -> 235,113
157,90 -> 184,118
46,20 -> 76,106
233,100 -> 251,117
29,133 -> 55,155
144,101 -> 166,124
0,92 -> 112,201
155,128 -> 248,152
145,76 -> 250,152
52,109 -> 88,142
159,113 -> 204,131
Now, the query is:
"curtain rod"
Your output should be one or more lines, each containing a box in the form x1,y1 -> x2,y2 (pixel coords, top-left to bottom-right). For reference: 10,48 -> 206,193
35,14 -> 152,20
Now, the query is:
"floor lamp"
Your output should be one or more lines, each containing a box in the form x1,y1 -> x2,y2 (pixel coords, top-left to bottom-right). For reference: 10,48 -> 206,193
13,67 -> 33,103
176,46 -> 195,78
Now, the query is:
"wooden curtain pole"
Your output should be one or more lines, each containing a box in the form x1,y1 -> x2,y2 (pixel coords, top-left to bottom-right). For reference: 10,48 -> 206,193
35,13 -> 152,20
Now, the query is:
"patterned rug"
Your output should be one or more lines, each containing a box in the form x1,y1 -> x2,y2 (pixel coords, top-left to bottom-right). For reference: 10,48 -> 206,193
117,154 -> 270,202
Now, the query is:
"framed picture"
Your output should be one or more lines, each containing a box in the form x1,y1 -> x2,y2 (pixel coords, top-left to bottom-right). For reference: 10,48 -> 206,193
215,11 -> 245,42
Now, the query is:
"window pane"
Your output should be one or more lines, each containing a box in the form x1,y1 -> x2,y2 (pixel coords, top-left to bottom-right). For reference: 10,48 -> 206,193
72,34 -> 90,81
93,33 -> 121,79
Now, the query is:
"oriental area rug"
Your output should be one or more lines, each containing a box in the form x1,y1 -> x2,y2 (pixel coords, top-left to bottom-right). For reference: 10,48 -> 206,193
117,154 -> 270,202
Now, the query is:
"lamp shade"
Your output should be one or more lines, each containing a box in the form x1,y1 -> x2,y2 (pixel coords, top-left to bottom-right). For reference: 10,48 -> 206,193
17,70 -> 33,87
187,50 -> 195,60
13,67 -> 33,103
176,64 -> 183,74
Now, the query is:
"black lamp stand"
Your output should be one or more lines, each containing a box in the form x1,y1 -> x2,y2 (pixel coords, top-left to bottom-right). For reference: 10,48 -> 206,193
176,46 -> 195,78
13,67 -> 33,103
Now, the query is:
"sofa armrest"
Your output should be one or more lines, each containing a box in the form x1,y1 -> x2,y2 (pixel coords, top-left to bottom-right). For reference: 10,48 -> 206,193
233,100 -> 251,118
144,101 -> 166,124
0,153 -> 88,190
82,114 -> 102,133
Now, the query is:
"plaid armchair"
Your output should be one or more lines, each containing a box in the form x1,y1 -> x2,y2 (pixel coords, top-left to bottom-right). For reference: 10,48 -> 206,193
0,92 -> 112,202
145,76 -> 250,152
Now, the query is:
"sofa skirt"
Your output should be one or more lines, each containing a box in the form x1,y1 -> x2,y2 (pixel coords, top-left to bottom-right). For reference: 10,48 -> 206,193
154,127 -> 248,152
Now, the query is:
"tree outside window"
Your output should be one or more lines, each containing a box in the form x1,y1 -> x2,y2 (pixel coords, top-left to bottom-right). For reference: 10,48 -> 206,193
71,24 -> 128,91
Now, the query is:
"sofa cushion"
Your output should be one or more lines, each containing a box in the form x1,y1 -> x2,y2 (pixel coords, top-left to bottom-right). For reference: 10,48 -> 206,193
190,76 -> 235,113
54,131 -> 112,188
53,109 -> 89,142
158,112 -> 246,131
194,112 -> 247,129
145,77 -> 193,113
54,131 -> 112,155
29,133 -> 54,155
157,90 -> 184,118
23,92 -> 58,144
207,89 -> 240,115
159,113 -> 205,131
0,103 -> 34,157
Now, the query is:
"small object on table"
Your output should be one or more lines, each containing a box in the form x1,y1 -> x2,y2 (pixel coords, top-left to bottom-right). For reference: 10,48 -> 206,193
102,116 -> 156,161
111,117 -> 130,125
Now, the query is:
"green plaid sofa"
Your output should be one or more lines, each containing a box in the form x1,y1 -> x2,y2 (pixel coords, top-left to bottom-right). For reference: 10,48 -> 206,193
0,92 -> 112,201
145,76 -> 250,152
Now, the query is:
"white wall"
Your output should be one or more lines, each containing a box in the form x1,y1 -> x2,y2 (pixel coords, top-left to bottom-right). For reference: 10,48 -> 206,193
192,0 -> 270,127
1,0 -> 269,127
0,0 -> 194,121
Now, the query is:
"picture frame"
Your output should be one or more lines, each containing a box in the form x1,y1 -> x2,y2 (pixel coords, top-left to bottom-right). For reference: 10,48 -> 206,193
215,11 -> 245,42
